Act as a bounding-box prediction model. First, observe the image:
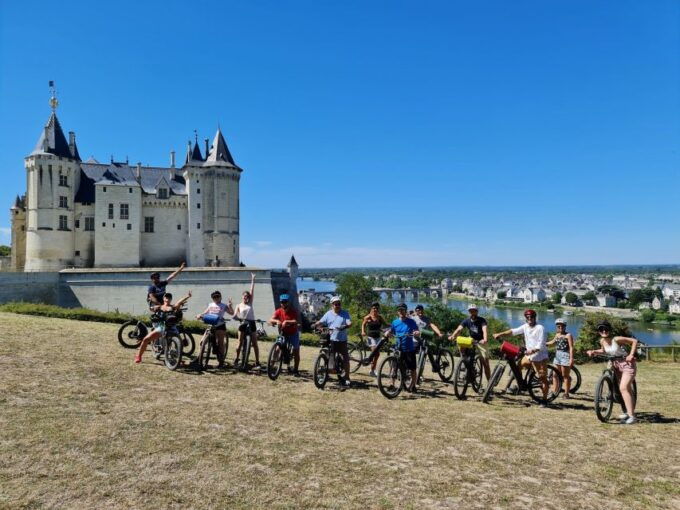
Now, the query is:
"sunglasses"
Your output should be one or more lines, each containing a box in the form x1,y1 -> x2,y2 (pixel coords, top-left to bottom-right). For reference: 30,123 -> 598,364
598,327 -> 610,333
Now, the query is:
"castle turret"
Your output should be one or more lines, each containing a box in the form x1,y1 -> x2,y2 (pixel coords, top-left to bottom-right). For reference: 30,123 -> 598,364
10,195 -> 27,270
24,90 -> 81,271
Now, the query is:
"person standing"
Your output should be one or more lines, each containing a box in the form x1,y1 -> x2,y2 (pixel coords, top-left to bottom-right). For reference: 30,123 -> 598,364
313,296 -> 352,387
546,318 -> 574,398
493,309 -> 550,406
233,273 -> 261,370
449,304 -> 491,381
361,302 -> 388,377
386,303 -> 421,392
269,294 -> 302,375
196,290 -> 234,369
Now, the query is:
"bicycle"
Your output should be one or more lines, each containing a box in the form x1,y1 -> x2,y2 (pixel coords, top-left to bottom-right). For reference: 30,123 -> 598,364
452,336 -> 484,399
347,330 -> 392,374
267,327 -> 296,380
376,338 -> 417,399
197,317 -> 230,371
415,329 -> 456,384
147,312 -> 184,371
482,341 -> 562,404
312,327 -> 349,390
233,318 -> 265,372
118,309 -> 195,357
593,355 -> 637,423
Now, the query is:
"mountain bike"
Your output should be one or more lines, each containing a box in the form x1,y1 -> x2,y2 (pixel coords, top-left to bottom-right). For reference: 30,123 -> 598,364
415,329 -> 455,383
452,337 -> 484,399
376,339 -> 417,399
482,341 -> 562,404
267,327 -> 296,380
593,355 -> 638,423
312,328 -> 349,389
550,363 -> 582,395
347,330 -> 392,374
197,318 -> 230,370
233,317 -> 264,372
118,310 -> 195,356
148,313 -> 184,371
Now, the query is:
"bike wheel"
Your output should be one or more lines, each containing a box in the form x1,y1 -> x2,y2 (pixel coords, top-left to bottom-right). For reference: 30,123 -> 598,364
594,374 -> 614,422
267,343 -> 284,380
377,355 -> 403,399
569,365 -> 582,394
164,335 -> 182,371
348,343 -> 365,374
528,365 -> 562,403
313,353 -> 329,389
240,335 -> 251,372
117,320 -> 146,349
180,330 -> 195,357
482,364 -> 505,404
453,357 -> 469,400
436,349 -> 455,382
471,356 -> 484,394
199,336 -> 212,371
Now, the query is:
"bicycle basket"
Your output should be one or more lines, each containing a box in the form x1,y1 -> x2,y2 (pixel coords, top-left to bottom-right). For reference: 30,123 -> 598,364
456,336 -> 473,348
202,313 -> 222,326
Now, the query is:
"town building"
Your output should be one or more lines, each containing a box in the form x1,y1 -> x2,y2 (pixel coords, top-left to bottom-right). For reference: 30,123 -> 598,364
10,92 -> 242,271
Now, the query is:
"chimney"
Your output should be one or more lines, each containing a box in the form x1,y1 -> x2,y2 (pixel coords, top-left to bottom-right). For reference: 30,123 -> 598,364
135,162 -> 142,181
170,150 -> 176,168
205,138 -> 210,159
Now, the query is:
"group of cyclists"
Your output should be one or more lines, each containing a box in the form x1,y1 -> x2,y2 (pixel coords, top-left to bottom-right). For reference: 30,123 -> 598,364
132,264 -> 641,424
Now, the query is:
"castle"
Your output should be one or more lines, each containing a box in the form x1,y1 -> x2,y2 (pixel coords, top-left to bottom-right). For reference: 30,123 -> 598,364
10,93 -> 242,271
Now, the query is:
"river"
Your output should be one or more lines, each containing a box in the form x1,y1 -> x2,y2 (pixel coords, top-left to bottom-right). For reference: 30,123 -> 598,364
296,278 -> 679,346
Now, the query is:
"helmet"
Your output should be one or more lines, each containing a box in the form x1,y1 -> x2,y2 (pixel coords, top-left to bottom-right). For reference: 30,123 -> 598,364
524,309 -> 537,317
279,294 -> 290,302
597,320 -> 612,331
555,318 -> 567,326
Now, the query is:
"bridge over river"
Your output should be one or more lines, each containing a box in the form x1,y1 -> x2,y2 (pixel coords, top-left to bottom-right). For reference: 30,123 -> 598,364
372,287 -> 443,301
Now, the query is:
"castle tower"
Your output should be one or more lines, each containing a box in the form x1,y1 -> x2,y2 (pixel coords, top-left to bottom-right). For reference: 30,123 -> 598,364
23,90 -> 82,271
10,195 -> 27,270
185,128 -> 241,266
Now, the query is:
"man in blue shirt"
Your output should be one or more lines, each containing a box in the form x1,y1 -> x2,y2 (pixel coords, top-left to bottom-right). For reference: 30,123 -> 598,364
388,303 -> 421,392
147,262 -> 186,309
314,296 -> 352,387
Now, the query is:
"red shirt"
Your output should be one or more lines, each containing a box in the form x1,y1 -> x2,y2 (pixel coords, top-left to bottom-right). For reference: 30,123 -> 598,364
273,306 -> 299,336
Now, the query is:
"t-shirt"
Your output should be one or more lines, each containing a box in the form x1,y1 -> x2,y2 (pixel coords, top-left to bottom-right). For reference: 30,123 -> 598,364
319,310 -> 351,342
273,307 -> 299,336
390,317 -> 419,353
205,302 -> 228,325
511,323 -> 548,362
461,316 -> 488,341
234,302 -> 255,321
147,280 -> 168,303
413,315 -> 431,330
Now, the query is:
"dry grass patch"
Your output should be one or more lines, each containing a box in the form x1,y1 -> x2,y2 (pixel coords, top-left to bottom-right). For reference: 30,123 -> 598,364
0,312 -> 679,509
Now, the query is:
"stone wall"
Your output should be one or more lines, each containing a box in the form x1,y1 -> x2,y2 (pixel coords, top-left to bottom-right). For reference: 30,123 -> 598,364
0,271 -> 60,303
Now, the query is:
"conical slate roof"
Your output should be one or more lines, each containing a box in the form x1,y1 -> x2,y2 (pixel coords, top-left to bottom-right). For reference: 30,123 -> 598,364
204,128 -> 237,167
288,255 -> 298,267
31,113 -> 72,158
191,141 -> 203,161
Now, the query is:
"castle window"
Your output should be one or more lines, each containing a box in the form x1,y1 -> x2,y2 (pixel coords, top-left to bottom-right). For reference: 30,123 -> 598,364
75,220 -> 80,229
85,217 -> 94,231
48,164 -> 52,172
102,222 -> 106,227
58,215 -> 68,231
59,174 -> 68,187
197,223 -> 201,229
129,188 -> 133,193
177,224 -> 181,230
108,203 -> 114,219
127,224 -> 132,230
197,188 -> 201,194
197,203 -> 201,209
120,203 -> 129,220
144,217 -> 155,233
75,250 -> 80,256
158,188 -> 168,199
59,196 -> 68,208
103,187 -> 107,192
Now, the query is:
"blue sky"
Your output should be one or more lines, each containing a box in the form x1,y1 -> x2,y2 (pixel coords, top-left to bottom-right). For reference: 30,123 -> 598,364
1,0 -> 678,267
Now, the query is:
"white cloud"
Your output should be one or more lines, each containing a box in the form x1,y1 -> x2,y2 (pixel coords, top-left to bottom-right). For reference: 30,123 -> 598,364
0,227 -> 10,245
254,241 -> 273,247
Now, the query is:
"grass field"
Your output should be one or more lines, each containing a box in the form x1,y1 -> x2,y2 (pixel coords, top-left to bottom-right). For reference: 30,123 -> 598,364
1,312 -> 679,510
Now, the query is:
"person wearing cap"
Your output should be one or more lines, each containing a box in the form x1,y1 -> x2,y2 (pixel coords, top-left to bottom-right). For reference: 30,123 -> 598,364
546,318 -> 574,398
313,296 -> 352,387
587,320 -> 639,424
386,303 -> 421,392
269,294 -> 301,375
147,262 -> 186,309
196,290 -> 234,368
448,304 -> 491,381
494,309 -> 550,406
413,305 -> 443,337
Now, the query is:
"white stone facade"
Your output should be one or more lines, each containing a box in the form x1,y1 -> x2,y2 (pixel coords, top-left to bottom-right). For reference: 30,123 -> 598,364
11,106 -> 242,271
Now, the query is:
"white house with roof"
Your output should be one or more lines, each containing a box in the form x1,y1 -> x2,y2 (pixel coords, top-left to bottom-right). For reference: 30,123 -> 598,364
10,94 -> 242,270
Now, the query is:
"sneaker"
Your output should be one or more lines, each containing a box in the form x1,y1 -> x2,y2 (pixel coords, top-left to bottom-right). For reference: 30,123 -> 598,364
342,379 -> 351,388
287,366 -> 294,374
539,401 -> 549,408
623,416 -> 637,425
254,363 -> 262,371
618,413 -> 629,422
292,369 -> 300,377
368,369 -> 377,377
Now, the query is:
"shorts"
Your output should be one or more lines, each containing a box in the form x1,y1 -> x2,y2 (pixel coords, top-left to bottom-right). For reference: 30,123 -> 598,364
553,350 -> 571,367
613,359 -> 636,377
238,320 -> 256,334
474,342 -> 489,360
151,322 -> 165,334
401,351 -> 417,371
367,336 -> 381,348
520,356 -> 547,379
329,341 -> 349,371
285,332 -> 300,349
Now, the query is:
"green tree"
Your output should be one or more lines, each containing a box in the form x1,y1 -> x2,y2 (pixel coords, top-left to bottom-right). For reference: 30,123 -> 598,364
496,290 -> 507,299
582,291 -> 597,303
564,292 -> 578,305
0,245 -> 10,257
640,309 -> 656,323
335,273 -> 380,334
552,291 -> 562,304
577,313 -> 633,354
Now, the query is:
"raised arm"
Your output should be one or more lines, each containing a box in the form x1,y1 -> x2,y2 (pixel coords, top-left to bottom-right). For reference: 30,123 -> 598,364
167,262 -> 186,283
249,272 -> 256,299
174,290 -> 192,309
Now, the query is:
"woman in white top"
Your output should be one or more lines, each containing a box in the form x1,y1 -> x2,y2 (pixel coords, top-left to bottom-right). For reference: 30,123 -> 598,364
586,320 -> 639,424
233,273 -> 261,369
196,290 -> 234,368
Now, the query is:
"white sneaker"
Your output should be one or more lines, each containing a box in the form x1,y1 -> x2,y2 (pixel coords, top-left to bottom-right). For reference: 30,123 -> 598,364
618,413 -> 629,421
624,416 -> 637,425
369,370 -> 377,377
343,379 -> 351,388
